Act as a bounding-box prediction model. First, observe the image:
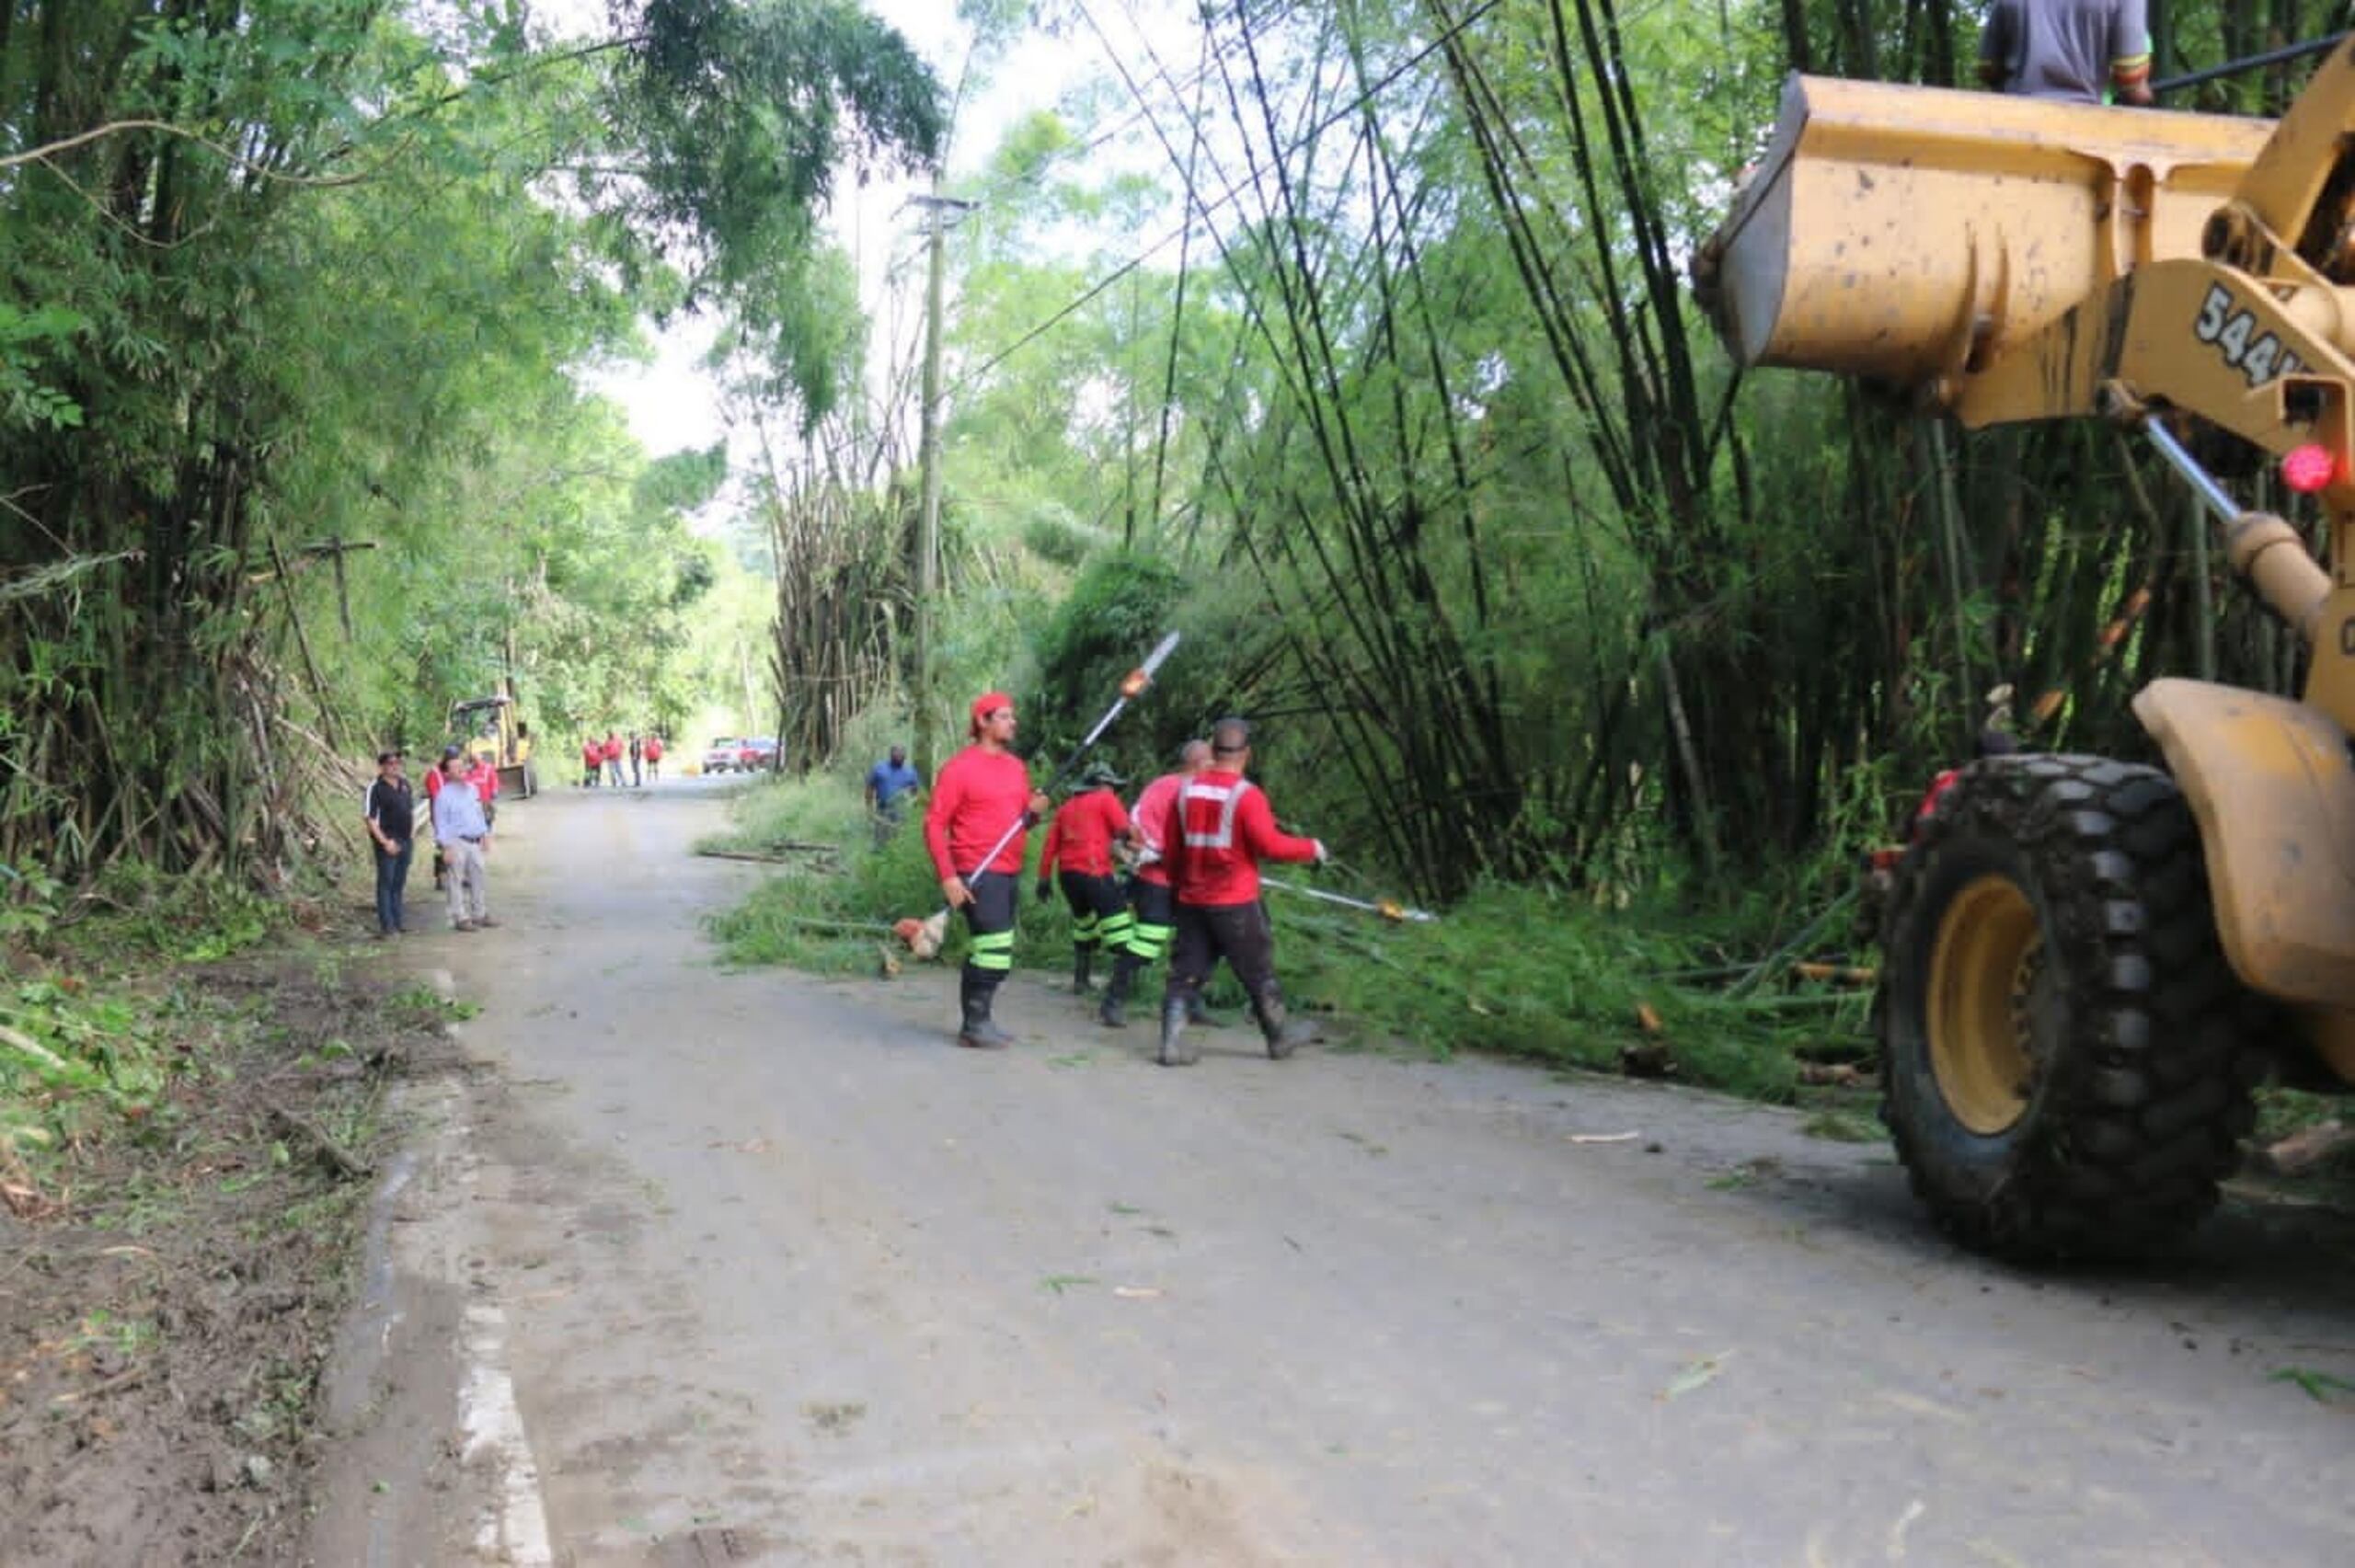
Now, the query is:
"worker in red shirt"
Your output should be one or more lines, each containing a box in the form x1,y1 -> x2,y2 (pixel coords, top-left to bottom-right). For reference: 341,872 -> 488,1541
581,737 -> 603,788
642,733 -> 665,781
1036,762 -> 1133,996
464,750 -> 500,829
1155,717 -> 1326,1067
1097,739 -> 1211,1029
424,743 -> 458,888
925,692 -> 1051,1048
602,730 -> 625,787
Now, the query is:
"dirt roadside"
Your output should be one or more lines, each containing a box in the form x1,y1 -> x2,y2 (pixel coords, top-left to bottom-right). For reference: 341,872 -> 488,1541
0,947 -> 459,1564
313,782 -> 2355,1565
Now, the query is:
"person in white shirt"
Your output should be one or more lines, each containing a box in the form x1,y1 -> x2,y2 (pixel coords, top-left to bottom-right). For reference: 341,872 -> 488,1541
430,751 -> 498,933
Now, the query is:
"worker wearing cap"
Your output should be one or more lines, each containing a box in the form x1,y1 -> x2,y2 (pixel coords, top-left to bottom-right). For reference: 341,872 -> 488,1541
362,749 -> 416,938
1037,761 -> 1133,996
925,692 -> 1051,1048
1098,739 -> 1212,1029
1976,0 -> 2153,105
1155,717 -> 1327,1067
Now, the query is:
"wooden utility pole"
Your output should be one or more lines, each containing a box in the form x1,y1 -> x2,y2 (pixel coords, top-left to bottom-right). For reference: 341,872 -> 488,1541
911,189 -> 975,779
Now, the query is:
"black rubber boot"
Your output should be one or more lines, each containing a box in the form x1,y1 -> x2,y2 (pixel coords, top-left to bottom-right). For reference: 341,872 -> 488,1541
1253,993 -> 1316,1060
958,978 -> 1013,1049
1073,946 -> 1096,994
1097,956 -> 1135,1028
1157,997 -> 1197,1067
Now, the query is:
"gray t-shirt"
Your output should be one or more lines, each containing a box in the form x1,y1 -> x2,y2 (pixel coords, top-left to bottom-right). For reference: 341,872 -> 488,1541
1979,0 -> 2151,102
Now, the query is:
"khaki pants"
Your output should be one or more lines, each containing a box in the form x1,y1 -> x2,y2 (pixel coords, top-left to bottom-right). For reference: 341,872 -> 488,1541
442,837 -> 488,925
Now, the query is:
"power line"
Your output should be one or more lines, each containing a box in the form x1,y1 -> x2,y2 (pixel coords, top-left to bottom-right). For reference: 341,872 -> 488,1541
765,0 -> 1505,493
948,0 -> 1504,393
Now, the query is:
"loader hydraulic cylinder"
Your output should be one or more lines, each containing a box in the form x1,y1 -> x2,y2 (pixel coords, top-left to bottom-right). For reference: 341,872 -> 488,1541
2142,419 -> 2332,646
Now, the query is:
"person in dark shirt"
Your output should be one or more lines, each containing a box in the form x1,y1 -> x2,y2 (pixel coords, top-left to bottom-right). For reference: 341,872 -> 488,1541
1977,0 -> 2153,104
363,749 -> 417,938
865,744 -> 922,848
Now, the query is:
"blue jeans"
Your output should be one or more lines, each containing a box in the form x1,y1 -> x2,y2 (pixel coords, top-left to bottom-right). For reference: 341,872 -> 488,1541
374,841 -> 413,933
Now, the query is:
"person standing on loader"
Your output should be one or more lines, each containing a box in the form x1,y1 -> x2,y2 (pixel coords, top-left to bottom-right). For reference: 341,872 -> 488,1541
1098,739 -> 1211,1029
1975,0 -> 2154,105
925,692 -> 1051,1049
1036,762 -> 1133,995
1155,718 -> 1327,1068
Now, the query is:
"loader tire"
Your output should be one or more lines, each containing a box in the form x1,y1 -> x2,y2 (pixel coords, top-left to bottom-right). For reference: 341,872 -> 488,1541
1878,754 -> 2267,1261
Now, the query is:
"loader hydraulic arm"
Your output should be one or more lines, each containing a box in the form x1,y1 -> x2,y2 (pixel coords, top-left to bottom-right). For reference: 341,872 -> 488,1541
1699,41 -> 2355,731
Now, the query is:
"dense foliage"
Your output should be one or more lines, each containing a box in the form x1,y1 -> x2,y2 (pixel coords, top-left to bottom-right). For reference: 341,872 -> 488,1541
0,0 -> 939,882
760,0 -> 2344,905
6,0 -> 2342,911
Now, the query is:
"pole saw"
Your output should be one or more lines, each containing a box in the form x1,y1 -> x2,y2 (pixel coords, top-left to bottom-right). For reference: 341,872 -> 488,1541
894,632 -> 1181,959
1262,877 -> 1438,924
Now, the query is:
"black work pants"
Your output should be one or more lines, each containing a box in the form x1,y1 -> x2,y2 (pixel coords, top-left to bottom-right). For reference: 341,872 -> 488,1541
960,871 -> 1018,996
1057,870 -> 1130,955
1164,899 -> 1283,1014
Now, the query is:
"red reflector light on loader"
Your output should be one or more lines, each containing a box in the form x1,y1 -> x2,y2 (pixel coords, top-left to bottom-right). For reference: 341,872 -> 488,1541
2282,443 -> 2337,494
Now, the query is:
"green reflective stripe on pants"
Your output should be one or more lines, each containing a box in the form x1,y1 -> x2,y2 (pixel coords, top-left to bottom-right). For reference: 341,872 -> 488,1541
1126,921 -> 1173,961
1073,911 -> 1099,942
1097,911 -> 1133,950
971,930 -> 1016,971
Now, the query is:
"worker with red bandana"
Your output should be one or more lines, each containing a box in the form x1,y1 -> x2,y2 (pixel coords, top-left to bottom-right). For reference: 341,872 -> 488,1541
1155,716 -> 1326,1067
925,692 -> 1051,1048
1036,761 -> 1133,996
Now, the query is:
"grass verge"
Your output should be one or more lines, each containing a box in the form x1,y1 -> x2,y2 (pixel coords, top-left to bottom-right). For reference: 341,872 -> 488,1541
2,866 -> 447,1560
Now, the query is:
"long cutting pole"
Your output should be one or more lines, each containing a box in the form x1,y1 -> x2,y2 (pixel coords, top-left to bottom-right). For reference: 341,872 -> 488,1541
959,632 -> 1182,887
1263,877 -> 1437,923
2152,33 -> 2346,96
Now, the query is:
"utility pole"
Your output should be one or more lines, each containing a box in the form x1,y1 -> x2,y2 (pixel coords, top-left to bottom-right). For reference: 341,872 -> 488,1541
911,188 -> 975,780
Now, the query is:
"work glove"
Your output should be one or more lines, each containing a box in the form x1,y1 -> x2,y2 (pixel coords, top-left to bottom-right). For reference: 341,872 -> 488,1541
1312,839 -> 1329,865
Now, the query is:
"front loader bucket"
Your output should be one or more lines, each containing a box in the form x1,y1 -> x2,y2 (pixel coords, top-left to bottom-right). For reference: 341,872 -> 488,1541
1696,74 -> 2269,395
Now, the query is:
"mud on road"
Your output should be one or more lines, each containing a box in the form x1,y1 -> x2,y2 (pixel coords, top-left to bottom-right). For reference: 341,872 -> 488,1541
316,781 -> 2355,1566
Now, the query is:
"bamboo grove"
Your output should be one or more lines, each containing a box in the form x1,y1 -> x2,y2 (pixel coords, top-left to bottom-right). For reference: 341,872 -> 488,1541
5,0 -> 2343,905
0,0 -> 939,883
751,0 -> 2343,904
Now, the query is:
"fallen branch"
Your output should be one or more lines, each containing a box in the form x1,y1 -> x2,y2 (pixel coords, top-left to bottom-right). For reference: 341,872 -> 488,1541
2250,1121 -> 2355,1178
265,1102 -> 371,1180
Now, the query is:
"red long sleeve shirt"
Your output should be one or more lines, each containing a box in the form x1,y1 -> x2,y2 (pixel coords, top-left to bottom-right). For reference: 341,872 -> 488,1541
1040,789 -> 1132,879
1129,772 -> 1186,888
1166,770 -> 1318,907
925,746 -> 1035,879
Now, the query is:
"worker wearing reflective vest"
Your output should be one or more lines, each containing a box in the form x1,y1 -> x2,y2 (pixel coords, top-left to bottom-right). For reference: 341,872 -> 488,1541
1037,761 -> 1133,996
925,692 -> 1051,1048
1097,739 -> 1211,1029
1155,717 -> 1327,1067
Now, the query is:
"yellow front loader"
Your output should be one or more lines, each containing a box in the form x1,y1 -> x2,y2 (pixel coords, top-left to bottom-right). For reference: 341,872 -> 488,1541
1699,52 -> 2355,1257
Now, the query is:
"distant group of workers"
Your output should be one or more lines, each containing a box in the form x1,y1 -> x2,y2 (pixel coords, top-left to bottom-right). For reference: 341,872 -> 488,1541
580,730 -> 662,788
913,692 -> 1326,1066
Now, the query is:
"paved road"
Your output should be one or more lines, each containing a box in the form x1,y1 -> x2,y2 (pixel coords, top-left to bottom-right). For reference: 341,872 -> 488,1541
313,782 -> 2355,1566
